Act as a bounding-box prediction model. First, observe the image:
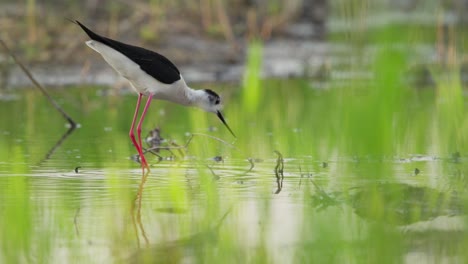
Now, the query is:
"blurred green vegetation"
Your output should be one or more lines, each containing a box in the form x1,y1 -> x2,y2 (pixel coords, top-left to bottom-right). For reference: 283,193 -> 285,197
1,0 -> 468,263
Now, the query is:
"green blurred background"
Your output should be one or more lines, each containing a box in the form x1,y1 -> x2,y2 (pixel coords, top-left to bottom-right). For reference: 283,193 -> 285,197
1,1 -> 468,263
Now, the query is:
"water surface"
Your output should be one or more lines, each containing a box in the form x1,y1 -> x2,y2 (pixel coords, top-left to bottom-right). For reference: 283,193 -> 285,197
1,76 -> 467,263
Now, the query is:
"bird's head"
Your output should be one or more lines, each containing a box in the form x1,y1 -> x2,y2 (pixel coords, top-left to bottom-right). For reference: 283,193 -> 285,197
193,89 -> 236,137
196,89 -> 223,113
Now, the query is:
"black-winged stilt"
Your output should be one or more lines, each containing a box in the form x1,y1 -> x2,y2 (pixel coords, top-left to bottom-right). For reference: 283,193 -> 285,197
75,20 -> 235,171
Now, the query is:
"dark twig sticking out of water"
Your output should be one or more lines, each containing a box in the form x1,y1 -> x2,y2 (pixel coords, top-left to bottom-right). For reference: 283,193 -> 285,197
246,158 -> 255,173
0,39 -> 77,128
274,150 -> 284,194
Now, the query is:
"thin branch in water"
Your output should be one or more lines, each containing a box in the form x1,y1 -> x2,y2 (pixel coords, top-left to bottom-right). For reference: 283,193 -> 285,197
37,126 -> 76,165
0,39 -> 77,128
144,142 -> 183,156
145,152 -> 163,162
245,158 -> 255,173
171,141 -> 186,157
206,165 -> 220,180
142,132 -> 238,162
142,128 -> 185,160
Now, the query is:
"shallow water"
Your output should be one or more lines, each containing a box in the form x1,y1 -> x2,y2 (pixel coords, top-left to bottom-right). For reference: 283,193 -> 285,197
1,77 -> 467,263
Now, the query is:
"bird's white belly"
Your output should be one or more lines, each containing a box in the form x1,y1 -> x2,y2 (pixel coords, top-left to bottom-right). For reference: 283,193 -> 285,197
86,40 -> 187,102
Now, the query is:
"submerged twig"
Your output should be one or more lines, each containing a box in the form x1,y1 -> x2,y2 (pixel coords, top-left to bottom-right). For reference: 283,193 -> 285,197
274,150 -> 284,194
74,207 -> 81,236
0,39 -> 77,128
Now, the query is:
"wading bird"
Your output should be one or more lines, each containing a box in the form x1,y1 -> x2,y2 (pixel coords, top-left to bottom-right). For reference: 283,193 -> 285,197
75,20 -> 235,171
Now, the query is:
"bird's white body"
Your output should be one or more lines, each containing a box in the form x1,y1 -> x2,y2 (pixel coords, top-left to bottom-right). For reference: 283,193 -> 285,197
87,40 -> 196,107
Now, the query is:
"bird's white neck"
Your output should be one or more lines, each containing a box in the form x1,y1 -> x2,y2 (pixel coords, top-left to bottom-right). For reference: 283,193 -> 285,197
150,80 -> 201,107
185,88 -> 206,106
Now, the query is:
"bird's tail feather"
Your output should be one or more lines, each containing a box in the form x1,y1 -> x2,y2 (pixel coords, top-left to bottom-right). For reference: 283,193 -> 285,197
72,19 -> 106,44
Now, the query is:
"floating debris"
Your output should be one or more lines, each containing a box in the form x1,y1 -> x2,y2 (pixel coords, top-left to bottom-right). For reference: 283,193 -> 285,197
414,168 -> 420,176
146,127 -> 164,153
74,166 -> 81,173
213,156 -> 223,162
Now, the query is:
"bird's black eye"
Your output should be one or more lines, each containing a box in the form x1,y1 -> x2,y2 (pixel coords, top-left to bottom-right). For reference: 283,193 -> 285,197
209,95 -> 220,105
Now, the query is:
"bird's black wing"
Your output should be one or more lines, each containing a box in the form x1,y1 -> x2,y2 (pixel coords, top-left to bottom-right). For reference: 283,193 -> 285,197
75,20 -> 181,84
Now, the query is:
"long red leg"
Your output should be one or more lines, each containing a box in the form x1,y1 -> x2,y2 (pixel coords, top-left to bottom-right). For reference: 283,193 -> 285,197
129,93 -> 143,152
129,93 -> 148,169
136,94 -> 153,169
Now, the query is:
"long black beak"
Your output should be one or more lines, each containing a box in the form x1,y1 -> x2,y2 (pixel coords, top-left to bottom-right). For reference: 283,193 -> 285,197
216,111 -> 236,138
